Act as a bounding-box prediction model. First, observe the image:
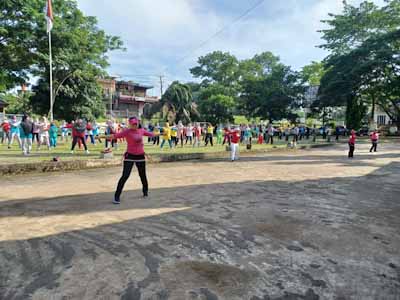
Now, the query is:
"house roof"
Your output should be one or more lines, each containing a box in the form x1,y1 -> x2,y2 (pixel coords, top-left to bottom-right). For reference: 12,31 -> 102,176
116,81 -> 154,90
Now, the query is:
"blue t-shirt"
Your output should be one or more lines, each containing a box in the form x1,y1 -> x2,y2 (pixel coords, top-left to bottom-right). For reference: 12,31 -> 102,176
11,122 -> 20,134
92,125 -> 99,135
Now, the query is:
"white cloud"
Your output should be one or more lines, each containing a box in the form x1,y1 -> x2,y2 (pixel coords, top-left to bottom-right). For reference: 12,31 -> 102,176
77,0 -> 385,94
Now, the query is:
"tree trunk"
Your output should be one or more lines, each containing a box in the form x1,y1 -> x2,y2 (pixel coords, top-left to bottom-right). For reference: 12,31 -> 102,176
371,93 -> 375,121
346,96 -> 364,130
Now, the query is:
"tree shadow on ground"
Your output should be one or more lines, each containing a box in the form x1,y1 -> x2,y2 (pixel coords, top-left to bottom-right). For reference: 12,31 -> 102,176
1,162 -> 400,299
189,152 -> 400,168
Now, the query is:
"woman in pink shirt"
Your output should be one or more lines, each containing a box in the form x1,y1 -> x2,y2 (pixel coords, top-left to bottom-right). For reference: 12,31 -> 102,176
348,130 -> 356,158
107,117 -> 156,204
369,131 -> 379,153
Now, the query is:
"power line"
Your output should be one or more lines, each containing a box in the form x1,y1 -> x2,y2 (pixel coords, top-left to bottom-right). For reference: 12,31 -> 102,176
171,0 -> 267,67
114,2 -> 267,84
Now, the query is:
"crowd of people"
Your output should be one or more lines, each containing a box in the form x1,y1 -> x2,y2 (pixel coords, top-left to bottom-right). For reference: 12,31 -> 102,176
0,114 -> 380,160
0,115 -> 102,155
0,114 -> 383,204
144,123 -> 336,148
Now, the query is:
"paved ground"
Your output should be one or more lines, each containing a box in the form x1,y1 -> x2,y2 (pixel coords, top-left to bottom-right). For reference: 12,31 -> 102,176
0,143 -> 399,300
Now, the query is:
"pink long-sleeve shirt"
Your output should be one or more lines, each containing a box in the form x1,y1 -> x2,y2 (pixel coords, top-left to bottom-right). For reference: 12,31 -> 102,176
114,128 -> 154,155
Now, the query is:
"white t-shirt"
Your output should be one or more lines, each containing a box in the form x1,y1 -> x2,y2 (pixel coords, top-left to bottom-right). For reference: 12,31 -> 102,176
186,126 -> 193,136
40,123 -> 49,136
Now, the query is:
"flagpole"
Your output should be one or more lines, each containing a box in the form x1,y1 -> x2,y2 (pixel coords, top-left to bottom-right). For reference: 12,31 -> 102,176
49,30 -> 53,122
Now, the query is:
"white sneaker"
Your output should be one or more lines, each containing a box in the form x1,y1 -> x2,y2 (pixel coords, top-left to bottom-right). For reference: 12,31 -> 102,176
85,150 -> 90,154
70,150 -> 74,154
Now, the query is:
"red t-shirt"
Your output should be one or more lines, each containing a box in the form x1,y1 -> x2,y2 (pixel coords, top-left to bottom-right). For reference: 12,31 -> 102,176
194,127 -> 201,137
229,131 -> 240,144
349,134 -> 356,145
66,123 -> 85,138
1,123 -> 10,132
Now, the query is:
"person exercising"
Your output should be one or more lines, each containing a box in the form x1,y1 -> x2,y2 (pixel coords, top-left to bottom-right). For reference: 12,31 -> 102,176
107,117 -> 157,204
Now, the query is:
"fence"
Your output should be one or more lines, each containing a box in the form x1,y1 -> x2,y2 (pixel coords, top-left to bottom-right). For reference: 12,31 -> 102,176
0,113 -> 24,122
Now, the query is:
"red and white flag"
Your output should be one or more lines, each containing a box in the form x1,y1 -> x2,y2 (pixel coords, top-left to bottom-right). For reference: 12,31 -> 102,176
46,0 -> 53,33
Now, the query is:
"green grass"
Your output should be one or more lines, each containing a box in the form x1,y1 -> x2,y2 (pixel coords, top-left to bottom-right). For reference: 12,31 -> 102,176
0,137 -> 323,165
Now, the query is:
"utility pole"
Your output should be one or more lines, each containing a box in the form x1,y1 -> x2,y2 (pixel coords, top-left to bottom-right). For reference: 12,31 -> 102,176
46,0 -> 54,121
159,75 -> 164,97
49,30 -> 54,121
109,91 -> 113,118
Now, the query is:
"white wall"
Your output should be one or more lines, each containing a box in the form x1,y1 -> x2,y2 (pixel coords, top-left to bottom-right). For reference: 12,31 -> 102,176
374,107 -> 391,126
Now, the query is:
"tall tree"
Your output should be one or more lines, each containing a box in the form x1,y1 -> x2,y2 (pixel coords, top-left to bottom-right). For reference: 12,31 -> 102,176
1,92 -> 33,115
148,81 -> 198,124
33,0 -> 123,117
240,59 -> 303,122
0,0 -> 40,91
185,82 -> 202,102
301,61 -> 326,86
190,51 -> 241,88
318,0 -> 400,128
319,32 -> 400,128
0,0 -> 123,117
355,29 -> 400,126
30,71 -> 105,121
197,94 -> 235,125
319,1 -> 399,56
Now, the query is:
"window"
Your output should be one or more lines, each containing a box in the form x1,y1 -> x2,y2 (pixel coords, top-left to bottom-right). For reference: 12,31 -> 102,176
377,115 -> 386,125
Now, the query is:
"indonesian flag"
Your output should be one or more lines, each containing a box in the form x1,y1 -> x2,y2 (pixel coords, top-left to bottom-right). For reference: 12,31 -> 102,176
46,0 -> 53,33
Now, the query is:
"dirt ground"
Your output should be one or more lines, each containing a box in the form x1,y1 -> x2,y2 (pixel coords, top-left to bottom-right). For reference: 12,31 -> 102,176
0,143 -> 399,300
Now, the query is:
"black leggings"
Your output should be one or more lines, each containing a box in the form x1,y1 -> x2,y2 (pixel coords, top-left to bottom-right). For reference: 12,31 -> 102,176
222,135 -> 231,146
370,142 -> 377,152
348,143 -> 355,158
115,154 -> 148,198
71,136 -> 87,151
205,133 -> 213,146
178,133 -> 185,147
106,139 -> 117,148
32,133 -> 40,143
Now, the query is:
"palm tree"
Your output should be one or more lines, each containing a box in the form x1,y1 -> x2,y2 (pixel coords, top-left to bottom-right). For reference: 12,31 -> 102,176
147,81 -> 199,123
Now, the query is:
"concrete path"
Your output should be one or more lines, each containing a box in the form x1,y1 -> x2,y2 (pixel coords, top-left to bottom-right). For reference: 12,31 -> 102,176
0,143 -> 399,299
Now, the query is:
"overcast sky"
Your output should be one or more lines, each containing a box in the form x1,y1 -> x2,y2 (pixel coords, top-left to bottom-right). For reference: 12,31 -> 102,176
77,0 -> 384,96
